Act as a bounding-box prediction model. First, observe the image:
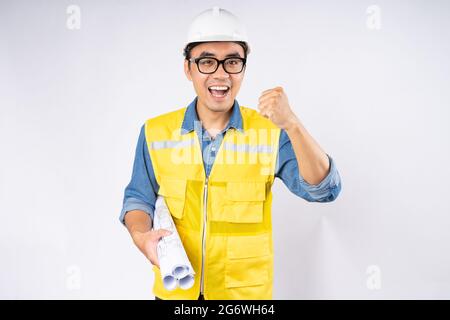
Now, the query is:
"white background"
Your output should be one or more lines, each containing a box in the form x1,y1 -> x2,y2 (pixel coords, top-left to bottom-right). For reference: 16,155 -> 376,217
1,0 -> 450,299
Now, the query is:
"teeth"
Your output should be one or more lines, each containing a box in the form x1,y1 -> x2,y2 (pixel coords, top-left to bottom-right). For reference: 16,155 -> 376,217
209,86 -> 229,90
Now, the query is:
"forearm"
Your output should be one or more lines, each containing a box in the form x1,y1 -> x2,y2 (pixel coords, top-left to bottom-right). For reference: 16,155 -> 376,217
124,210 -> 152,250
285,119 -> 330,185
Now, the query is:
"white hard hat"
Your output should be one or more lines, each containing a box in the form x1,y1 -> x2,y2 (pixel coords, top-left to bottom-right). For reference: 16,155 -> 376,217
185,6 -> 250,54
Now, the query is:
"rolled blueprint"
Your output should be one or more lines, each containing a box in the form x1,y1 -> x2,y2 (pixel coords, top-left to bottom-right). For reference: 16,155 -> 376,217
153,195 -> 195,291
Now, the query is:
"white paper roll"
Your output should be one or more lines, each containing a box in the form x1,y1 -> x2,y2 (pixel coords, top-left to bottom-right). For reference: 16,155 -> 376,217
153,195 -> 195,290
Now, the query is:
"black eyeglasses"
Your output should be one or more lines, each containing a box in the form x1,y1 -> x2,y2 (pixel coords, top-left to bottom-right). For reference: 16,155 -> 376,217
188,56 -> 246,74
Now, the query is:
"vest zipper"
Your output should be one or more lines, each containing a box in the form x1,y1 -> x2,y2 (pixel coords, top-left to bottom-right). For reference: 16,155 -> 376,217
200,176 -> 208,295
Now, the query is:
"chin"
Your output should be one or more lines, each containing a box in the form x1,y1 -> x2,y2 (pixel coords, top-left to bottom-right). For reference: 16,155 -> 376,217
207,97 -> 235,111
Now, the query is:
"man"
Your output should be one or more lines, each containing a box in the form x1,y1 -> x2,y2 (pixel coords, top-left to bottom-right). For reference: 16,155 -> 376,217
120,7 -> 342,300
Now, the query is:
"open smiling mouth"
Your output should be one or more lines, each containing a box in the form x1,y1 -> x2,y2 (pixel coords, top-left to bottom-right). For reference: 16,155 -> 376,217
208,85 -> 230,99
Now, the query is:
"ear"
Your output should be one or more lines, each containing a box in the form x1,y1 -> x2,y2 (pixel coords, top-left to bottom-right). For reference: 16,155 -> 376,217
184,59 -> 192,81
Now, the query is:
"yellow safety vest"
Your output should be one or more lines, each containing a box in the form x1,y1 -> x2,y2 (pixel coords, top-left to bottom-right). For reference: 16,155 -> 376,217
145,105 -> 281,300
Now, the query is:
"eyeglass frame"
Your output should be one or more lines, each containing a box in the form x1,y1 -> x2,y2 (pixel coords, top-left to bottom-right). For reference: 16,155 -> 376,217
188,56 -> 247,74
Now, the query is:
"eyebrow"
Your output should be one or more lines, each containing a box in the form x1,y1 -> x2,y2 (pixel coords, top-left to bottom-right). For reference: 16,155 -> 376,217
198,51 -> 243,58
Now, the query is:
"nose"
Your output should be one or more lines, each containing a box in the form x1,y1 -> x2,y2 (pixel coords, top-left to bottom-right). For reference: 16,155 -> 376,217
212,62 -> 230,79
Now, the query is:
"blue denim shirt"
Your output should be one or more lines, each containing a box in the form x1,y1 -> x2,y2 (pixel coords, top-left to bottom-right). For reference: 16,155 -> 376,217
120,97 -> 342,224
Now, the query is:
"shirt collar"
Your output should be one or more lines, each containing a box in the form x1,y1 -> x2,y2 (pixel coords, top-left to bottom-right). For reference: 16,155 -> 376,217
180,96 -> 244,135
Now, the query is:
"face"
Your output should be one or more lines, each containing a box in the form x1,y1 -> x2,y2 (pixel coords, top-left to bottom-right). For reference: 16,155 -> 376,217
184,42 -> 246,113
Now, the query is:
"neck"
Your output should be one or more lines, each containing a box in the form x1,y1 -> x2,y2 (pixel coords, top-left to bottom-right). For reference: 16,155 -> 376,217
196,99 -> 233,139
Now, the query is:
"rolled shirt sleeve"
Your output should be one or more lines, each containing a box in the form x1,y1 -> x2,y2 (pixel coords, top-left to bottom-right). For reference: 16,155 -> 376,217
275,130 -> 342,202
119,125 -> 159,226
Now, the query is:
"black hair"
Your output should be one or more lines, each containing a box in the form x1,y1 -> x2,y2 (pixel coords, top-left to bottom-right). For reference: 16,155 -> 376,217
183,41 -> 249,69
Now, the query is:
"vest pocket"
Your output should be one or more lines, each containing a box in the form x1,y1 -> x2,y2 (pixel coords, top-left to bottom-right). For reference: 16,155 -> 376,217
157,177 -> 187,219
211,181 -> 266,223
225,233 -> 270,288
